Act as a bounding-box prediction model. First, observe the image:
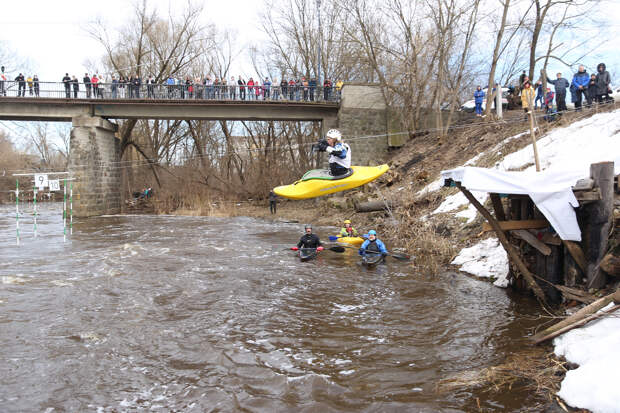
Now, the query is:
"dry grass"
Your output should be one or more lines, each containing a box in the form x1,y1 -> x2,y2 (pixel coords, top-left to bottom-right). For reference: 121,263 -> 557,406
437,348 -> 582,411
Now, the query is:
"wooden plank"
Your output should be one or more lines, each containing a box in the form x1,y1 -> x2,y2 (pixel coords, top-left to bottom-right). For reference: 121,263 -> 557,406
574,188 -> 601,202
511,229 -> 552,255
533,305 -> 620,344
528,230 -> 561,246
520,198 -> 530,220
555,285 -> 596,304
489,193 -> 506,221
482,219 -> 548,232
531,291 -> 617,344
457,184 -> 547,304
562,240 -> 588,274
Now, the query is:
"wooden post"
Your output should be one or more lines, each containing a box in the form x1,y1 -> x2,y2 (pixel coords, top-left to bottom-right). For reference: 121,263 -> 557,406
584,162 -> 614,289
457,183 -> 547,303
527,94 -> 541,171
490,193 -> 506,221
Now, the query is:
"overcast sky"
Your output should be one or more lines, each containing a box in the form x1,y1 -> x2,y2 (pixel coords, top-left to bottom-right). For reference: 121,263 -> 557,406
0,0 -> 265,81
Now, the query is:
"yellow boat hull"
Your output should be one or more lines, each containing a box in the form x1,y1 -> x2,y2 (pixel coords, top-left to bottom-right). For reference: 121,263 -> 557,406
273,165 -> 389,200
336,236 -> 364,246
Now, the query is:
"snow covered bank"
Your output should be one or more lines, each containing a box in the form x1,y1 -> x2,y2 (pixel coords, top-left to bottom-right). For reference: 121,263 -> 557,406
553,304 -> 620,413
450,238 -> 509,287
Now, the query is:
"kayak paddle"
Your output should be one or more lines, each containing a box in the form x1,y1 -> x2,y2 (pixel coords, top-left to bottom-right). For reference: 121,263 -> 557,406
327,243 -> 411,261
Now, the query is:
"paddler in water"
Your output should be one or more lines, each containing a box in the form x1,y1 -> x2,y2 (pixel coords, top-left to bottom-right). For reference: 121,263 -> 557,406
316,129 -> 351,177
358,230 -> 388,258
339,219 -> 359,237
292,224 -> 324,251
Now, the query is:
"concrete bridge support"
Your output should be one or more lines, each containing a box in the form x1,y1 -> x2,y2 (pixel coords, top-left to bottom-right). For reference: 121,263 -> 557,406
69,116 -> 121,217
323,84 -> 390,166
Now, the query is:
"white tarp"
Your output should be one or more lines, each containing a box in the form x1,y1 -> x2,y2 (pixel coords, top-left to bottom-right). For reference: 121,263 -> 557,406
440,166 -> 608,241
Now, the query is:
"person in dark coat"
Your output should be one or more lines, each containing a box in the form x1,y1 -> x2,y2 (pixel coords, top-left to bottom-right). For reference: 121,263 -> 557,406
15,73 -> 26,97
571,65 -> 589,111
71,75 -> 79,98
546,72 -> 569,112
295,225 -> 323,249
586,74 -> 597,106
33,75 -> 40,97
62,73 -> 71,98
268,190 -> 277,214
83,73 -> 92,98
595,63 -> 611,103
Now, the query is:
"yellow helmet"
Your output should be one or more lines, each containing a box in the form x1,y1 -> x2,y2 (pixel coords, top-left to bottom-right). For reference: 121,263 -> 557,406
344,219 -> 351,224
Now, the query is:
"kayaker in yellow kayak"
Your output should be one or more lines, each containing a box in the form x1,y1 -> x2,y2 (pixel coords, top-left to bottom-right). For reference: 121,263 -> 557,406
315,129 -> 351,177
339,219 -> 359,237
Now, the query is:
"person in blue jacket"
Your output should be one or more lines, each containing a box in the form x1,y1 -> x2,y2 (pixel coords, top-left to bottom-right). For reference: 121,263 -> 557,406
474,86 -> 485,116
534,81 -> 544,109
571,65 -> 589,111
359,230 -> 388,258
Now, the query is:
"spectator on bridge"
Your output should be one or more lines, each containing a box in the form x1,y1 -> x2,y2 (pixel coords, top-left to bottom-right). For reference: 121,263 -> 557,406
187,77 -> 194,99
302,77 -> 309,101
111,75 -> 118,98
195,77 -> 203,99
203,76 -> 211,99
214,77 -> 221,99
33,75 -> 40,97
272,78 -> 280,100
255,79 -> 262,100
62,73 -> 71,98
324,78 -> 332,101
288,78 -> 295,100
229,76 -> 236,99
263,77 -> 271,100
238,76 -> 246,100
133,75 -> 142,99
147,76 -> 155,98
71,75 -> 79,98
83,73 -> 92,98
119,76 -> 127,98
309,77 -> 317,101
571,65 -> 589,111
280,78 -> 287,100
27,75 -> 34,96
91,74 -> 100,98
595,63 -> 611,103
166,75 -> 175,98
247,77 -> 255,100
0,66 -> 6,96
15,73 -> 26,96
335,80 -> 343,98
546,72 -> 569,112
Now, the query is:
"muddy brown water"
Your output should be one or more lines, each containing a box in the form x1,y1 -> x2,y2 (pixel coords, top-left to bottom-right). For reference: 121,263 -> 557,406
0,203 -> 546,412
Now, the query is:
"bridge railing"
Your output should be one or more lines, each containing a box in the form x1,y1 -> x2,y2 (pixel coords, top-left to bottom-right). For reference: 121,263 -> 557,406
0,81 -> 341,103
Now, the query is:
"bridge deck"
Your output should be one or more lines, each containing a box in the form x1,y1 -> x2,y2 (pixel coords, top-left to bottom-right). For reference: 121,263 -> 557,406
0,97 -> 339,122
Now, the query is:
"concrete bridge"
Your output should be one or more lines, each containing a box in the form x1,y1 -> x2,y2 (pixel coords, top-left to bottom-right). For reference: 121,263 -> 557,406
0,84 -> 394,217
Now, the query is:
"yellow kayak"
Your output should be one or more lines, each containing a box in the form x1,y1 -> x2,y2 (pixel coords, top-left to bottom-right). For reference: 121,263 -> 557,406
273,165 -> 389,200
336,236 -> 364,246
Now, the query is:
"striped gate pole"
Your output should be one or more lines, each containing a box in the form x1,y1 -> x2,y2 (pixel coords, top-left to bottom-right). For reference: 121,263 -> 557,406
33,186 -> 37,238
16,180 -> 20,246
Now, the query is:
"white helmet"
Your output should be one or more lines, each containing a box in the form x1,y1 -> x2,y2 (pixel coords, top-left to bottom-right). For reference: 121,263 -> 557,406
326,129 -> 342,141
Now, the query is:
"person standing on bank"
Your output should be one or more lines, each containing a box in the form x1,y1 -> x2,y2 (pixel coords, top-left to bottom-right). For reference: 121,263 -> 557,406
316,129 -> 351,177
546,72 -> 569,112
269,190 -> 277,214
595,63 -> 611,104
571,65 -> 589,111
520,81 -> 534,121
474,86 -> 485,116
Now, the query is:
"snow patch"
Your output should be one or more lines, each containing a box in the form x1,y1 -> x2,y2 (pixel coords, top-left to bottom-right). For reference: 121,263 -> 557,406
451,238 -> 509,287
554,304 -> 620,413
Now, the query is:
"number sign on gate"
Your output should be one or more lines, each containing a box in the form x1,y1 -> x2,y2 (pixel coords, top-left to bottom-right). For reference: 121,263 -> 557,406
49,179 -> 60,191
34,174 -> 48,190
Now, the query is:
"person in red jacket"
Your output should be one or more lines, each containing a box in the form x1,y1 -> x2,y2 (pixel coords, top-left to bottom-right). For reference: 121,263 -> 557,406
247,77 -> 255,100
91,74 -> 100,98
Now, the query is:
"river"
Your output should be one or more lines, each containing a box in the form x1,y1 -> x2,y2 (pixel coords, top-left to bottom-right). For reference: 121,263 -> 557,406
0,203 -> 545,412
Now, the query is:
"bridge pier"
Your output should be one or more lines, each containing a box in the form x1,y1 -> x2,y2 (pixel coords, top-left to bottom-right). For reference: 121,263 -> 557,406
69,116 -> 121,217
328,84 -> 390,166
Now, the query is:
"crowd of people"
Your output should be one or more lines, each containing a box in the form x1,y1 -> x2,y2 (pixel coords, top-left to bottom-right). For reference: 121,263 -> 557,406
0,66 -> 343,102
472,62 -> 613,118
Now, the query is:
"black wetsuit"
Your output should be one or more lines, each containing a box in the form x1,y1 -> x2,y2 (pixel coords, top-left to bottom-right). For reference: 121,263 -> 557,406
297,234 -> 322,249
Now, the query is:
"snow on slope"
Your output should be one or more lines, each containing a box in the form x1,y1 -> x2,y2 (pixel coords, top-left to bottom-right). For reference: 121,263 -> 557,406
553,304 -> 620,413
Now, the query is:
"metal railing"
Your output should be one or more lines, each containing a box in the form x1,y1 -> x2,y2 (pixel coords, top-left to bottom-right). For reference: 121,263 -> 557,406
0,80 -> 341,103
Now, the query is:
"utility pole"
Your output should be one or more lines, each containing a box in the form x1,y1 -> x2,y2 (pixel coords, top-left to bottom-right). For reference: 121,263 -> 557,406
316,0 -> 322,87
